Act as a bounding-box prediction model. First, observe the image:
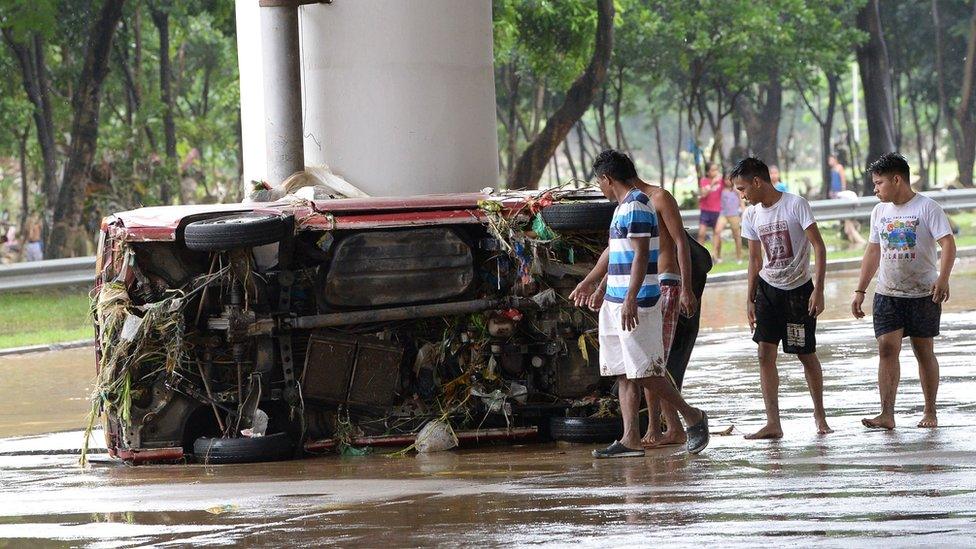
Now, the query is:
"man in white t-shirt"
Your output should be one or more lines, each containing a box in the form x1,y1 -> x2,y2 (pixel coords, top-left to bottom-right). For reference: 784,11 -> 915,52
731,157 -> 832,439
852,153 -> 956,430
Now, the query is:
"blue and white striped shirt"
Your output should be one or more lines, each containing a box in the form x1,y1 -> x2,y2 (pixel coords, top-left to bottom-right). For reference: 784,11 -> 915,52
605,188 -> 660,308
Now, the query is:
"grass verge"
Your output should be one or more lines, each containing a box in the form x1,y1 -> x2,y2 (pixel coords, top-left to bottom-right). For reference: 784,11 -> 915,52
0,286 -> 92,349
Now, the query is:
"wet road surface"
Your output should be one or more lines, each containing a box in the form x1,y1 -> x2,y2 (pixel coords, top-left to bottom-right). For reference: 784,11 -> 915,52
1,264 -> 975,547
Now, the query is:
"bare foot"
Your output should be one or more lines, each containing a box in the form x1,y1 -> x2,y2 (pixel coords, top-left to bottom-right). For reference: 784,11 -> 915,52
744,424 -> 784,439
641,433 -> 661,447
815,417 -> 834,434
861,414 -> 895,430
644,429 -> 686,447
917,412 -> 938,428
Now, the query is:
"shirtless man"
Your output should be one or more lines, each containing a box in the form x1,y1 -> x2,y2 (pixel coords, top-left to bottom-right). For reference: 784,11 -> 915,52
571,153 -> 700,448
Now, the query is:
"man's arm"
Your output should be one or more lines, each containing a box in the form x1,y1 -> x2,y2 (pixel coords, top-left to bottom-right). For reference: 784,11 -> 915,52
933,234 -> 956,303
570,248 -> 610,307
804,223 -> 827,317
622,237 -> 649,331
851,243 -> 881,318
746,239 -> 762,331
653,190 -> 698,316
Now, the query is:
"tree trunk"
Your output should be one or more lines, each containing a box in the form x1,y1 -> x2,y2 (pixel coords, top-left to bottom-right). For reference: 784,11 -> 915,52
796,73 -> 838,198
612,66 -> 631,155
672,103 -> 683,196
783,102 -> 798,175
506,63 -> 519,177
837,85 -> 864,187
735,76 -> 782,165
732,115 -> 741,150
530,81 -> 545,139
596,88 -> 610,149
47,0 -> 126,259
18,123 -> 30,241
933,0 -> 976,187
563,135 -> 579,182
821,76 -> 838,198
907,75 -> 930,189
114,36 -> 158,151
508,0 -> 614,190
2,31 -> 58,211
654,116 -> 665,186
856,0 -> 898,195
893,70 -> 903,151
575,122 -> 592,179
151,3 -> 177,203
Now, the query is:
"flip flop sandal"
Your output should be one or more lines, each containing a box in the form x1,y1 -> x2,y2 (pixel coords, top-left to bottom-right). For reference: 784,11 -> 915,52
591,440 -> 645,459
686,410 -> 710,455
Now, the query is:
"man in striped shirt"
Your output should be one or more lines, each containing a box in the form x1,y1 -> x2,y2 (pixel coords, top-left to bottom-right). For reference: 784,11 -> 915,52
571,150 -> 710,457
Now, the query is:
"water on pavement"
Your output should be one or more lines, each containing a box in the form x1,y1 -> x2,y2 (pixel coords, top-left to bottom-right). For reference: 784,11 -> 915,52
1,263 -> 975,547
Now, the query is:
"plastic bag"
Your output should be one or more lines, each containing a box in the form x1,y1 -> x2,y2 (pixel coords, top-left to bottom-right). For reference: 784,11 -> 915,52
415,420 -> 458,453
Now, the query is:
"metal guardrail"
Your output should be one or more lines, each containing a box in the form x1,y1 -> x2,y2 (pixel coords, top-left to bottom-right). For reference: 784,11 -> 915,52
2,189 -> 975,293
0,256 -> 94,293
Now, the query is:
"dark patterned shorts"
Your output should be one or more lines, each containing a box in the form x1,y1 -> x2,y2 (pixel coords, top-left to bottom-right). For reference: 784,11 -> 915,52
873,293 -> 941,339
752,278 -> 816,355
699,210 -> 720,229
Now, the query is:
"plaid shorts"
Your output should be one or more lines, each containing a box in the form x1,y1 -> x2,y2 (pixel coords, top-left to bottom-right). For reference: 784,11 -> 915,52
659,279 -> 681,361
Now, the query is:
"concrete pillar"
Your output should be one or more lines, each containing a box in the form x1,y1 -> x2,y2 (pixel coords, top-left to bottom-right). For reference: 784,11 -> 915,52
236,0 -> 498,195
259,5 -> 304,187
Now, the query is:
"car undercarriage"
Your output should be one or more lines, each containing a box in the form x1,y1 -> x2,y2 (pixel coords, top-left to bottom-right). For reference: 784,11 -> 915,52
86,191 -> 708,464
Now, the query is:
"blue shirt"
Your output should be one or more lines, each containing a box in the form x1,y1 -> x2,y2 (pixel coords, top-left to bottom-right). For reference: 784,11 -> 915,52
605,189 -> 660,308
830,171 -> 842,193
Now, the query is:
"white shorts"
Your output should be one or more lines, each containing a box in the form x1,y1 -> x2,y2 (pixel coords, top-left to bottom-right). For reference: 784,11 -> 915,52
599,299 -> 666,379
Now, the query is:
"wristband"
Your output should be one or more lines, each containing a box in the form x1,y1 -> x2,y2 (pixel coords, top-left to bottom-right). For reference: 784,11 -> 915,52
854,290 -> 866,294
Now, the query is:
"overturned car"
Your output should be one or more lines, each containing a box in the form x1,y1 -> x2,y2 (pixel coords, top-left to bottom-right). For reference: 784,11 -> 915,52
87,190 -> 710,464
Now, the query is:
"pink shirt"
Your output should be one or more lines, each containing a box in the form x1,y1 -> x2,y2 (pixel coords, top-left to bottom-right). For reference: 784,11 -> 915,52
699,177 -> 723,212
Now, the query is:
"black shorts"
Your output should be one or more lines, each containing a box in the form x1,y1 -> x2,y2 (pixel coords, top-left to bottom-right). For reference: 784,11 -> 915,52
752,278 -> 816,355
873,293 -> 941,339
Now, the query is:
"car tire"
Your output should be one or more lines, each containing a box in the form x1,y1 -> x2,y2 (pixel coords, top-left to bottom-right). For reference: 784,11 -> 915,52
193,432 -> 295,464
549,416 -> 623,444
540,202 -> 617,232
184,213 -> 287,252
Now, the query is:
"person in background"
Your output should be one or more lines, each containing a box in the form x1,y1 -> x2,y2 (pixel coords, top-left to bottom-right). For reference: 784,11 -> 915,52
770,165 -> 788,193
697,162 -> 724,258
828,155 -> 846,198
715,178 -> 743,262
853,153 -> 956,430
24,215 -> 43,262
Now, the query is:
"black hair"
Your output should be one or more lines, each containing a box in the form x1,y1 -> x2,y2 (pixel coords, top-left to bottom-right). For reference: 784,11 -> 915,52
728,157 -> 770,184
592,149 -> 638,182
868,152 -> 910,181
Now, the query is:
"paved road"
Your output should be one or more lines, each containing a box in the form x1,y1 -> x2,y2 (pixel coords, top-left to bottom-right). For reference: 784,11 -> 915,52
2,308 -> 976,546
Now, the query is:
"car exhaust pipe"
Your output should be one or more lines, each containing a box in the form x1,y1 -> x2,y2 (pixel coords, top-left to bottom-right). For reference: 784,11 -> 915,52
289,297 -> 516,330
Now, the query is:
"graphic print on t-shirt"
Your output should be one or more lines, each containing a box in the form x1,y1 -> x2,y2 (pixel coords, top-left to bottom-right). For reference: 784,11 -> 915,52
879,216 -> 919,261
757,220 -> 794,268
